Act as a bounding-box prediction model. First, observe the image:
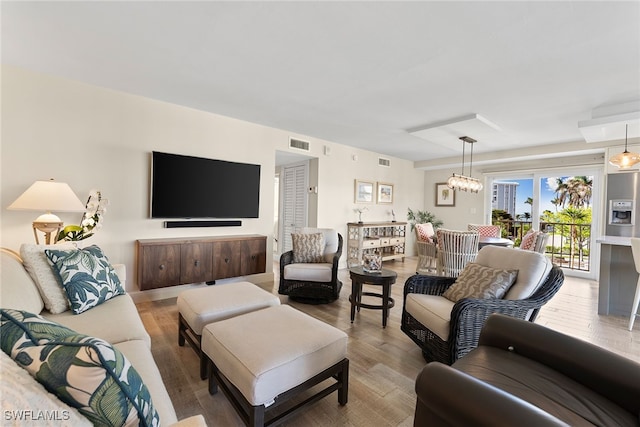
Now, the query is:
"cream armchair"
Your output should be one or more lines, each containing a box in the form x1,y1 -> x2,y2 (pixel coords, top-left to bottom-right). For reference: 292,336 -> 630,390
278,228 -> 343,303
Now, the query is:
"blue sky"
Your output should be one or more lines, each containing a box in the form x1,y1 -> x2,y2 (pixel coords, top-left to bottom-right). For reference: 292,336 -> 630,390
499,177 -> 583,218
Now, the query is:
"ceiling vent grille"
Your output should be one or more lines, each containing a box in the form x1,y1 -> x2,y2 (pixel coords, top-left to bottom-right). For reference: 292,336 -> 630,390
289,137 -> 310,152
378,157 -> 391,167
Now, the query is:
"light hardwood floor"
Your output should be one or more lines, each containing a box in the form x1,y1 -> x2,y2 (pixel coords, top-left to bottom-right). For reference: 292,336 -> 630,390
135,257 -> 640,426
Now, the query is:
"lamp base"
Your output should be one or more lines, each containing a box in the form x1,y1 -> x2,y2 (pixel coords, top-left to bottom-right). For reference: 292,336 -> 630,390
33,213 -> 63,245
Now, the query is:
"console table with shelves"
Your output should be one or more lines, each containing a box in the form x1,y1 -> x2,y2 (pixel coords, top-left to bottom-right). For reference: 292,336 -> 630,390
136,234 -> 266,291
346,222 -> 407,268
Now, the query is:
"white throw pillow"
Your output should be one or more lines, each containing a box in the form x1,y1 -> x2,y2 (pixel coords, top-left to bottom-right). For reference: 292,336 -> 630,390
20,243 -> 75,314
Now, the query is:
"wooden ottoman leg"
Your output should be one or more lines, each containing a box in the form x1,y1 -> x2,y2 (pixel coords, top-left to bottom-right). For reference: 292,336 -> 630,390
199,341 -> 208,380
249,406 -> 265,427
207,359 -> 218,395
178,313 -> 186,346
338,358 -> 349,405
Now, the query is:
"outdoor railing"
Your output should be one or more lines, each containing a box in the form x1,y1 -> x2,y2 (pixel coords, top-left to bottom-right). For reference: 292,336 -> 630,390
494,220 -> 591,271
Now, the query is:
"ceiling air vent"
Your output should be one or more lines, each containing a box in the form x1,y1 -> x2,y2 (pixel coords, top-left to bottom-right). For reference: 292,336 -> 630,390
289,137 -> 310,152
378,157 -> 391,167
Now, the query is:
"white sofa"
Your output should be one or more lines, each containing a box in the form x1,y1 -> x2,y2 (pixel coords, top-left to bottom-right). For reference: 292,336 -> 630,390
0,246 -> 205,427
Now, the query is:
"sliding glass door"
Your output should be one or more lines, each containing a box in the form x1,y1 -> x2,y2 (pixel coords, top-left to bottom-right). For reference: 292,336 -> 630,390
487,167 -> 601,279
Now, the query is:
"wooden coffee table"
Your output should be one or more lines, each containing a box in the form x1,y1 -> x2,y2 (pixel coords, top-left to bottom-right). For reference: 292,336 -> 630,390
349,266 -> 398,328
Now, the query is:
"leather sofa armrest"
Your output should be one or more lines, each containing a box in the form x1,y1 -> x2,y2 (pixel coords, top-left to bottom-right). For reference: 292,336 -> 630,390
415,362 -> 568,427
479,314 -> 640,415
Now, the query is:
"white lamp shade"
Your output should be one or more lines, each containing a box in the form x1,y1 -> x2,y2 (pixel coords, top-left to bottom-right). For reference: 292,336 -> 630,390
8,180 -> 85,213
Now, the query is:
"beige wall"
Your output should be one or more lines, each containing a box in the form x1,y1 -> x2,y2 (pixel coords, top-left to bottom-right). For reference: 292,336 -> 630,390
1,66 -> 425,296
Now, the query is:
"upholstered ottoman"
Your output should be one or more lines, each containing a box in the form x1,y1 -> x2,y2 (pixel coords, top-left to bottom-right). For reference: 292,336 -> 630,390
177,282 -> 280,379
202,305 -> 349,426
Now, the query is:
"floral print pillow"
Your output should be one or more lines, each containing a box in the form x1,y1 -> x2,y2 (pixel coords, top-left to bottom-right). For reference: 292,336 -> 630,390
45,245 -> 125,314
0,309 -> 159,427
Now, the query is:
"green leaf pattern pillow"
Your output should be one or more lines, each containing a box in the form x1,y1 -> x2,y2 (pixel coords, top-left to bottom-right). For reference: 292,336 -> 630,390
45,245 -> 125,314
0,309 -> 159,427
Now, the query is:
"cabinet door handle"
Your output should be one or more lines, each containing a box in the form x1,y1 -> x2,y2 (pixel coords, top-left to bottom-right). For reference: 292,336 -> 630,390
159,264 -> 165,270
224,258 -> 229,263
194,260 -> 200,267
251,255 -> 256,260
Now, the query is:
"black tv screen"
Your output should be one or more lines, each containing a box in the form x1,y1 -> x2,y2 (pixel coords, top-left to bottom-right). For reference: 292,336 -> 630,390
151,151 -> 260,218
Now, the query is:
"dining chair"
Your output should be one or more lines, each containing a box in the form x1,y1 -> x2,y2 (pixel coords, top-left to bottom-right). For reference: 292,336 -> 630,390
436,229 -> 480,277
468,224 -> 501,238
415,223 -> 437,274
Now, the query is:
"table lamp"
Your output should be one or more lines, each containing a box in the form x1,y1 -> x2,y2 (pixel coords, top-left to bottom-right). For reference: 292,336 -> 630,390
8,179 -> 86,244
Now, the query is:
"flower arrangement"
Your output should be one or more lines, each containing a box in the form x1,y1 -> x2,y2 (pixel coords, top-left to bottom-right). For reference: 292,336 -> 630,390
57,190 -> 109,242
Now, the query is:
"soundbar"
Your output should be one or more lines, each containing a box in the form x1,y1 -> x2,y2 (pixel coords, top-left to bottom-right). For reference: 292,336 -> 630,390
164,220 -> 242,228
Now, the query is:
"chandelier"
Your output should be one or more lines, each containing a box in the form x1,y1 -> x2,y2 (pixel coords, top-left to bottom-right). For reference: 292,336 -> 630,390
608,124 -> 640,169
447,136 -> 483,193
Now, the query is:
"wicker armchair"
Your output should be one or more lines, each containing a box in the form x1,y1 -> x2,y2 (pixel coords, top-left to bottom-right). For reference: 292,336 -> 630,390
278,228 -> 343,303
436,229 -> 480,277
402,246 -> 564,364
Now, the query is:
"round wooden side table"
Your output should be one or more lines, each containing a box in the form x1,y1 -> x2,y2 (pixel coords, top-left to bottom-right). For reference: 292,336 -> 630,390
349,266 -> 398,328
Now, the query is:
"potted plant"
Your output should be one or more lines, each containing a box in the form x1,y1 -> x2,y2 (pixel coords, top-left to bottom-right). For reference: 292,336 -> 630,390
406,208 -> 443,231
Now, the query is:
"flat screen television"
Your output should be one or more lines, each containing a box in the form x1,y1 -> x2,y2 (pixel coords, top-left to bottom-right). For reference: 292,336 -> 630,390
151,151 -> 261,218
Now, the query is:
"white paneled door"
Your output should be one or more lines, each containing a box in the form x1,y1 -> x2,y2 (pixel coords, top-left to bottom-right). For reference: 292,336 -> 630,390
280,162 -> 308,253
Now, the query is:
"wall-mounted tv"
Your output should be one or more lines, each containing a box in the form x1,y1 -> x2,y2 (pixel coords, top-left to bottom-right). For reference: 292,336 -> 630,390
151,151 -> 261,219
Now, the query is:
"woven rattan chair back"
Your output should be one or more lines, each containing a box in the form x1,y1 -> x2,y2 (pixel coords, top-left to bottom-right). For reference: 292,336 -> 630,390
436,229 -> 480,277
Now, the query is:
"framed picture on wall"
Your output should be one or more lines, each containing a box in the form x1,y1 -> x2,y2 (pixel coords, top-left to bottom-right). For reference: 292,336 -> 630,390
435,183 -> 455,206
354,179 -> 374,203
377,182 -> 393,204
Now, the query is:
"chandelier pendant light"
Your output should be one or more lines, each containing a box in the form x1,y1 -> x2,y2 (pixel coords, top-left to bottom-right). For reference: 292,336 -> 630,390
447,136 -> 483,193
608,124 -> 640,169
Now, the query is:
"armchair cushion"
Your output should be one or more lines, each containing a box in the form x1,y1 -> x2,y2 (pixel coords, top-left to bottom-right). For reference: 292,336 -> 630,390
291,232 -> 325,263
442,263 -> 518,303
283,263 -> 333,282
475,246 -> 552,300
405,294 -> 454,341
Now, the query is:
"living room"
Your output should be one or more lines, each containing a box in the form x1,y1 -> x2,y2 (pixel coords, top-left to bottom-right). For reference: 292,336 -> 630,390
2,2 -> 640,426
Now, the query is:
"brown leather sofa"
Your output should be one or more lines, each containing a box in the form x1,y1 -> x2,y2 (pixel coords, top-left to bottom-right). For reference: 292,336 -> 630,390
414,314 -> 640,426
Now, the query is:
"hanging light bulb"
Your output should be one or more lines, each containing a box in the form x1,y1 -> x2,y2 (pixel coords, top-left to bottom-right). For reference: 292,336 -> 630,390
447,136 -> 483,193
609,124 -> 640,169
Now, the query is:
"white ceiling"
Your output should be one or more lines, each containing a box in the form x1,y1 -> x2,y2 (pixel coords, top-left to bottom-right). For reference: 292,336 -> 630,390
2,1 -> 639,164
